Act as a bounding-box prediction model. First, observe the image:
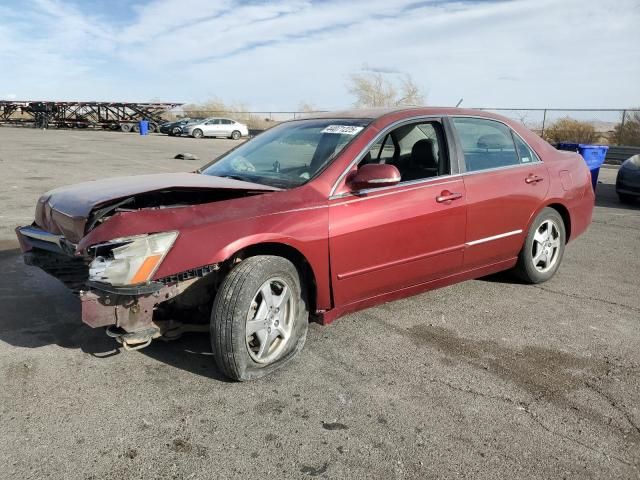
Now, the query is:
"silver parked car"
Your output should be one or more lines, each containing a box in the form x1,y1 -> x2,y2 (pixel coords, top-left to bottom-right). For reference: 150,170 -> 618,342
183,117 -> 249,140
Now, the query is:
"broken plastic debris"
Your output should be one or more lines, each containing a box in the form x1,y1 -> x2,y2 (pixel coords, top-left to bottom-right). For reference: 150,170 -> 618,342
174,152 -> 199,160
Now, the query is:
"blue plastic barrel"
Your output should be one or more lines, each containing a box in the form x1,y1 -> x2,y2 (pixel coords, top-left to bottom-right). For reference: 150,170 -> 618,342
139,120 -> 149,135
557,143 -> 609,191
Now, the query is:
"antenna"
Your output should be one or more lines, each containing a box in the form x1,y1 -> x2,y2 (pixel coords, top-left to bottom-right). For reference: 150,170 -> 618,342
455,98 -> 463,108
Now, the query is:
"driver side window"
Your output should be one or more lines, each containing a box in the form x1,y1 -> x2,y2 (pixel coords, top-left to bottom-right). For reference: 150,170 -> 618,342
357,120 -> 449,182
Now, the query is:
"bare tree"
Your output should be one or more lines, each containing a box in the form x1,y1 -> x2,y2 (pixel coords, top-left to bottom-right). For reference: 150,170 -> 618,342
612,109 -> 640,146
347,72 -> 424,108
297,101 -> 318,113
181,98 -> 270,129
395,75 -> 424,106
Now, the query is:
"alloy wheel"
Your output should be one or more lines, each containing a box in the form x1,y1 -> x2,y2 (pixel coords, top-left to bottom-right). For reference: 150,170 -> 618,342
531,219 -> 561,273
245,277 -> 294,364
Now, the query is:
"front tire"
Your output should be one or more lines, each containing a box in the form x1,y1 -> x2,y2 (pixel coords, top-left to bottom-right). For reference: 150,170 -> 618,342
514,207 -> 566,284
171,126 -> 181,136
192,128 -> 204,139
211,256 -> 308,381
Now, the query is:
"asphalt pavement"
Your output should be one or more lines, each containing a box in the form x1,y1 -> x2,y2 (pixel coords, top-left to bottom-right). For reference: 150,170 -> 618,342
0,127 -> 638,479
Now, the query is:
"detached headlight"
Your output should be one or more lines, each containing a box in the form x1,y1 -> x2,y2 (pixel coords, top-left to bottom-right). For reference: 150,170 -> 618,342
88,231 -> 178,286
622,155 -> 640,171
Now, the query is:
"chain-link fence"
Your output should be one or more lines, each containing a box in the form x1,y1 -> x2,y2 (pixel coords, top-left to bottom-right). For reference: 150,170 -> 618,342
475,108 -> 640,146
176,108 -> 640,147
171,110 -> 329,130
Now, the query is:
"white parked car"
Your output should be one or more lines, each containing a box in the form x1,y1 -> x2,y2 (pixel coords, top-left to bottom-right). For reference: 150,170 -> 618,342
183,118 -> 249,140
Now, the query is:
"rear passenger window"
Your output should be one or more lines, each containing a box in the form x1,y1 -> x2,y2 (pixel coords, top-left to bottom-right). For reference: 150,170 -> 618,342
452,118 -> 519,172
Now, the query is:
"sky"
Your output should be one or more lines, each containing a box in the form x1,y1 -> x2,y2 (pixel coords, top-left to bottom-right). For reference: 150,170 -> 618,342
0,0 -> 638,111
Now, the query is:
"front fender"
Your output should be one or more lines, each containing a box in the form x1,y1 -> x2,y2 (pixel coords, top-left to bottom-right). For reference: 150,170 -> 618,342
78,200 -> 332,311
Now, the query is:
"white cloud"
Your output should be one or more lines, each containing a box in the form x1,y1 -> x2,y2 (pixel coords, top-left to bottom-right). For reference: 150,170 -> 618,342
0,0 -> 638,109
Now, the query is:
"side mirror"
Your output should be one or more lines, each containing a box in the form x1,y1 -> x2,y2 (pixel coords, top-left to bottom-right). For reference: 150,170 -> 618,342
347,163 -> 401,191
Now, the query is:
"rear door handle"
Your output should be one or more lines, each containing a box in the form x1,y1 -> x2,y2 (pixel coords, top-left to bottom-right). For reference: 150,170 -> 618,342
436,190 -> 463,204
525,175 -> 544,184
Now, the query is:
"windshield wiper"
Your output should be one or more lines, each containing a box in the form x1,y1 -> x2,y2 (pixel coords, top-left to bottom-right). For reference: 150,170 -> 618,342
218,174 -> 289,190
220,174 -> 249,182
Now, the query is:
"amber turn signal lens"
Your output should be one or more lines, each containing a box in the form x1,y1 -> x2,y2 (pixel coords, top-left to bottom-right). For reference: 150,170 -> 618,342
130,254 -> 163,284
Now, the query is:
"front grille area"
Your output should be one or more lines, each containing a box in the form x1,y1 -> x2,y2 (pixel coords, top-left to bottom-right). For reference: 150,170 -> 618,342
24,249 -> 89,292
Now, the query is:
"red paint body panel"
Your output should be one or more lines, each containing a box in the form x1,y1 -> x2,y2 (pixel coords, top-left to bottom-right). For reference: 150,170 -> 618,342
318,257 -> 518,325
462,162 -> 549,269
328,177 -> 466,306
537,150 -> 595,241
20,107 -> 595,327
78,186 -> 334,311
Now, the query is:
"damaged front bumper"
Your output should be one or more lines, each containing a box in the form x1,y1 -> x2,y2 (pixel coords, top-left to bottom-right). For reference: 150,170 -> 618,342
16,225 -> 216,347
78,282 -> 181,330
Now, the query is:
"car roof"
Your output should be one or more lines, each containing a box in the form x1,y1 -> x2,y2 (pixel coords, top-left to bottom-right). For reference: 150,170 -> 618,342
299,107 -> 555,157
300,107 -> 512,122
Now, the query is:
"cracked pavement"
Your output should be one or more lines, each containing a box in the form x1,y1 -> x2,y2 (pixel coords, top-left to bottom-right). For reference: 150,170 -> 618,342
0,128 -> 638,479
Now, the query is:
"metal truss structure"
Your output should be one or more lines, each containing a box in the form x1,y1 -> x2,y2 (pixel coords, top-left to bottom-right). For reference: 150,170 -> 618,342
0,100 -> 183,132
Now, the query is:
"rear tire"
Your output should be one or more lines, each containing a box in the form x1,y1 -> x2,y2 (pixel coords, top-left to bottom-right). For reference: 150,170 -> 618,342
171,126 -> 181,136
211,256 -> 308,381
618,193 -> 636,204
192,128 -> 204,139
231,130 -> 241,140
120,123 -> 132,133
514,207 -> 566,284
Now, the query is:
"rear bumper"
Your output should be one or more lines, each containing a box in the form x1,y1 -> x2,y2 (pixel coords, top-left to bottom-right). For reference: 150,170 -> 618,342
616,187 -> 640,197
616,170 -> 640,196
616,180 -> 640,197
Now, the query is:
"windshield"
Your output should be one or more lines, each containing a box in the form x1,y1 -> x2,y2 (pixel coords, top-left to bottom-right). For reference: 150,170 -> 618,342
201,118 -> 369,188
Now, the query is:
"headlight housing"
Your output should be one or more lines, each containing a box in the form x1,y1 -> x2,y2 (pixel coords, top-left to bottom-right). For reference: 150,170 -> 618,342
88,231 -> 178,286
622,155 -> 640,171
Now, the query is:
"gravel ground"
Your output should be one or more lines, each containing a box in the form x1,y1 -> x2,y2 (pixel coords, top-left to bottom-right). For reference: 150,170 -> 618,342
0,127 -> 638,479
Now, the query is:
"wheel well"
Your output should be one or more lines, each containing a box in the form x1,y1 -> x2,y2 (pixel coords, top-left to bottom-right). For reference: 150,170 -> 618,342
230,243 -> 318,314
547,203 -> 572,241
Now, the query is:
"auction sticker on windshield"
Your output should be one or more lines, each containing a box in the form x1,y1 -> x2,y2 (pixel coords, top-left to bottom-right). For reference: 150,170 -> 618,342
322,125 -> 364,135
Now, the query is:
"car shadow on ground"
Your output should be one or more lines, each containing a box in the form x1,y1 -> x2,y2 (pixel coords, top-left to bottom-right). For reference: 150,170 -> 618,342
476,269 -> 528,285
594,182 -> 640,210
0,247 -> 231,381
138,333 -> 233,382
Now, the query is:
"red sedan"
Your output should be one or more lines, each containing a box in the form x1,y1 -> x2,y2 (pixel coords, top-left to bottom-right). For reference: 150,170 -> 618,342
16,108 -> 594,380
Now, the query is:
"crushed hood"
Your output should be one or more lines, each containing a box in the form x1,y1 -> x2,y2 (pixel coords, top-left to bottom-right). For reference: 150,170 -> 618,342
35,172 -> 280,242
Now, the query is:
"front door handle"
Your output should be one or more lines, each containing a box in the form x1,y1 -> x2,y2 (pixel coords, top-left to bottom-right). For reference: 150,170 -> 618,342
436,190 -> 463,204
525,174 -> 544,184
